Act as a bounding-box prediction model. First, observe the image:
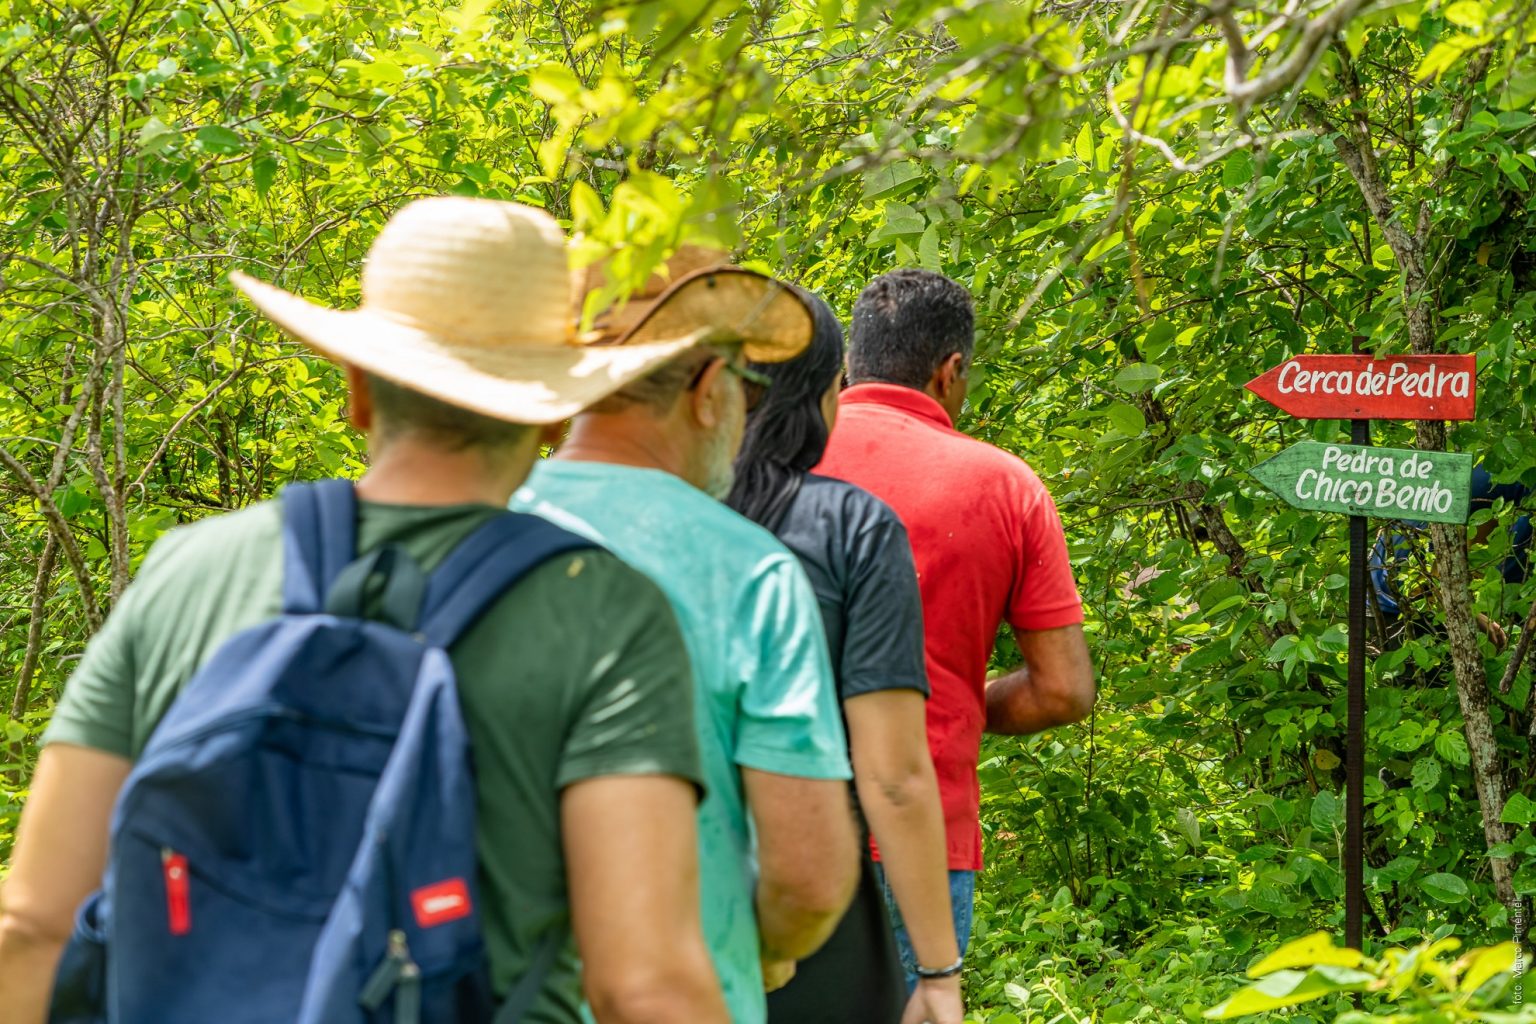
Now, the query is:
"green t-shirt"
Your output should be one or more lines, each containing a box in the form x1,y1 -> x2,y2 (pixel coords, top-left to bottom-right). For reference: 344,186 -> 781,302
44,498 -> 704,1024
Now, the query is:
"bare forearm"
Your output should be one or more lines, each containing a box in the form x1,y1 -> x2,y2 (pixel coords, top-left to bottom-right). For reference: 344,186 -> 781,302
587,954 -> 729,1024
985,664 -> 1093,735
856,768 -> 958,969
0,744 -> 128,1024
0,912 -> 65,1024
747,771 -> 860,962
754,878 -> 848,961
754,827 -> 859,961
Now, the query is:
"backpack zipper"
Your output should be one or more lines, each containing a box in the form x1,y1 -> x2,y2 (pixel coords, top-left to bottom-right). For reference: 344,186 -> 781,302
359,928 -> 421,1024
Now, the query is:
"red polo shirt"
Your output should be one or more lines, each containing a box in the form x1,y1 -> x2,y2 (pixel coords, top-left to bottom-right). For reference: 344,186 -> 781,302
816,383 -> 1084,869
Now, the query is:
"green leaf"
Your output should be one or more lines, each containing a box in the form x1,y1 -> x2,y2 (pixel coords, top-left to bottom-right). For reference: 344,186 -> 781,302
568,181 -> 604,229
1411,757 -> 1442,791
818,0 -> 842,32
874,200 -> 925,240
530,63 -> 581,105
1321,210 -> 1349,242
1113,362 -> 1162,393
1074,124 -> 1094,165
1317,624 -> 1348,652
195,125 -> 245,155
1418,38 -> 1481,81
1205,966 -> 1373,1018
1420,872 -> 1470,903
1460,943 -> 1516,994
1500,792 -> 1536,825
917,224 -> 941,272
137,116 -> 177,154
252,154 -> 278,196
1435,731 -> 1471,766
1384,721 -> 1427,752
1175,806 -> 1200,848
1310,791 -> 1339,832
1106,401 -> 1146,436
1442,0 -> 1485,28
1222,151 -> 1254,188
1375,856 -> 1420,882
861,161 -> 922,202
1497,154 -> 1529,190
360,58 -> 405,86
1247,933 -> 1365,977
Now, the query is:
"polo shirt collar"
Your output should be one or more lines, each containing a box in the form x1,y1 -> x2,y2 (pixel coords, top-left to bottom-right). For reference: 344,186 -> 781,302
840,383 -> 954,430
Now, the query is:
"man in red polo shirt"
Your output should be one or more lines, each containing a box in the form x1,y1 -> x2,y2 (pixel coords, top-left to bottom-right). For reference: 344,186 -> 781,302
816,268 -> 1095,982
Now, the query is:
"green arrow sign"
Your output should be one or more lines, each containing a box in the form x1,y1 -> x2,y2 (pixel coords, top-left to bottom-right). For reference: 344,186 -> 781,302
1250,442 -> 1474,524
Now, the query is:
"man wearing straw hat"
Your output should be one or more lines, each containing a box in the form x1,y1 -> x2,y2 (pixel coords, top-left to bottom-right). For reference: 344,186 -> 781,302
515,249 -> 861,1024
0,199 -> 734,1023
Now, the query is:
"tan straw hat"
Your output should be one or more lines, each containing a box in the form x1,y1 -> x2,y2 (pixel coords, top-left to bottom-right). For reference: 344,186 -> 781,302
230,197 -> 712,425
578,245 -> 813,364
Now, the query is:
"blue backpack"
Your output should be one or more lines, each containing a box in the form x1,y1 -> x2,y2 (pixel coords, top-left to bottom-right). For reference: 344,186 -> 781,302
49,480 -> 593,1024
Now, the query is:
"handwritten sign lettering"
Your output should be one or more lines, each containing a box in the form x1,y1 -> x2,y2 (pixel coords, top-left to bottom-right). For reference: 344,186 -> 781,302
1250,442 -> 1474,525
1245,355 -> 1476,420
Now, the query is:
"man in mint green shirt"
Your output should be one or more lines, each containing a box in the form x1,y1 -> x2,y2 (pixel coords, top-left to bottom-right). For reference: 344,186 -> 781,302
516,255 -> 859,1023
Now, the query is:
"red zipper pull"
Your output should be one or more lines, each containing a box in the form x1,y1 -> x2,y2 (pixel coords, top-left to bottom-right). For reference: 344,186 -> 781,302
162,848 -> 191,936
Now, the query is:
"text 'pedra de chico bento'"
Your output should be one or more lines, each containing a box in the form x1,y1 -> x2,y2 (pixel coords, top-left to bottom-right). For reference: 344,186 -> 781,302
1249,442 -> 1475,525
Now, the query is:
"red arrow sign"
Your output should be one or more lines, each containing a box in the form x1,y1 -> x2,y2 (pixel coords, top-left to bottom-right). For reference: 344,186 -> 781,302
1245,354 -> 1476,420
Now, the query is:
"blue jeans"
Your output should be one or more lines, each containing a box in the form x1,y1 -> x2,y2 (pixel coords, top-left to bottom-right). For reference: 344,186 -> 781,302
876,866 -> 976,992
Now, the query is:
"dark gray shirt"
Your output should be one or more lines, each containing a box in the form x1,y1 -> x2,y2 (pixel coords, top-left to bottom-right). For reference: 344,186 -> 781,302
766,474 -> 928,1023
775,474 -> 928,701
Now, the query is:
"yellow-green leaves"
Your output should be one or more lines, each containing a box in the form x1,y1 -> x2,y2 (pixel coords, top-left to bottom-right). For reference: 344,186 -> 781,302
1204,965 -> 1374,1018
1246,932 -> 1366,975
530,63 -> 582,106
1460,943 -> 1518,997
1208,934 -> 1528,1020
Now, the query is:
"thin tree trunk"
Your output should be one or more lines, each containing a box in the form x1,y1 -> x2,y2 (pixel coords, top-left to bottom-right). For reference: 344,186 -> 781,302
0,446 -> 102,630
12,535 -> 59,720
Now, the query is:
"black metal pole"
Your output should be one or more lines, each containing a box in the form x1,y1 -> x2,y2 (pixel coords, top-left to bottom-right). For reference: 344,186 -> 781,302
1346,335 -> 1368,951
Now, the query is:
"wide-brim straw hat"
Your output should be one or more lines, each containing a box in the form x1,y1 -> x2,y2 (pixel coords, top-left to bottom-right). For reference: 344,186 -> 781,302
577,245 -> 812,364
231,198 -> 812,425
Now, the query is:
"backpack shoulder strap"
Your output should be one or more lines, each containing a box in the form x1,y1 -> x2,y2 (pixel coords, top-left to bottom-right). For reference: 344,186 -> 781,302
418,512 -> 594,648
492,932 -> 562,1023
281,479 -> 359,614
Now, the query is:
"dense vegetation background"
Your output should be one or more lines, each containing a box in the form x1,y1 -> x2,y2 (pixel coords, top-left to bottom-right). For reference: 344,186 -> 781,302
2,0 -> 1536,1019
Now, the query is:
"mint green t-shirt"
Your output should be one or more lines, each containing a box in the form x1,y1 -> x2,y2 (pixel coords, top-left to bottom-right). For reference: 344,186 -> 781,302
44,499 -> 704,1024
514,461 -> 852,1024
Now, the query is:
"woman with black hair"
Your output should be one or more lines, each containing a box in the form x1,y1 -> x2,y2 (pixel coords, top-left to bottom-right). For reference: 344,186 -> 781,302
727,292 -> 964,1024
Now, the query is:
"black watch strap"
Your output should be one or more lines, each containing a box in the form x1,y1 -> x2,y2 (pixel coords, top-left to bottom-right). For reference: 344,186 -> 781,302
915,956 -> 964,979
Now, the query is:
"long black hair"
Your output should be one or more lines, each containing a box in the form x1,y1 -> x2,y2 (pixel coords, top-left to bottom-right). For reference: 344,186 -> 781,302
726,289 -> 845,531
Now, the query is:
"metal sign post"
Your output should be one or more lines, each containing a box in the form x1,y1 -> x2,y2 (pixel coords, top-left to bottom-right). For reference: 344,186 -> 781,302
1345,338 -> 1368,952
